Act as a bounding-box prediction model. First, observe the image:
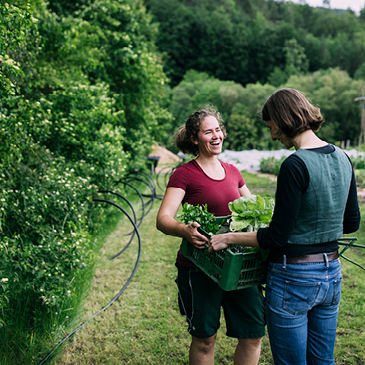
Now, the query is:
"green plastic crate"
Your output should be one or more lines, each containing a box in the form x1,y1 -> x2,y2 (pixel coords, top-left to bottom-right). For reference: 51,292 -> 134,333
180,216 -> 268,291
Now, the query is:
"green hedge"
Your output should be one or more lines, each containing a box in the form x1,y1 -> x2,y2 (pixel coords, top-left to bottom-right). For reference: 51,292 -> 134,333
0,2 -> 169,362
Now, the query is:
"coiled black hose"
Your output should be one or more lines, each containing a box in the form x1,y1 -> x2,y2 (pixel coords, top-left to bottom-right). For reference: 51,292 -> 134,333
97,191 -> 137,260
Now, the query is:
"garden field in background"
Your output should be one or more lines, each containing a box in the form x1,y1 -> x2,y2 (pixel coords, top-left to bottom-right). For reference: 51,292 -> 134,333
37,171 -> 365,365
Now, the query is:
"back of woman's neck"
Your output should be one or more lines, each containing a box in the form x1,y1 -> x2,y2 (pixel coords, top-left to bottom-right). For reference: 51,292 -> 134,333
293,130 -> 327,150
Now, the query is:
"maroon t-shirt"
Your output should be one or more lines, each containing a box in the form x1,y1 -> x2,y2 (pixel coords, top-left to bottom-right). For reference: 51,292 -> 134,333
167,159 -> 245,267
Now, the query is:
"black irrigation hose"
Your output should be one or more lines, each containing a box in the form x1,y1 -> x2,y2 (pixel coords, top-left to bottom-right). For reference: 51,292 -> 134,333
156,165 -> 174,193
338,237 -> 365,272
97,191 -> 138,260
128,170 -> 164,200
128,170 -> 156,192
125,175 -> 155,215
156,163 -> 182,194
126,175 -> 155,199
37,200 -> 142,365
117,181 -> 146,230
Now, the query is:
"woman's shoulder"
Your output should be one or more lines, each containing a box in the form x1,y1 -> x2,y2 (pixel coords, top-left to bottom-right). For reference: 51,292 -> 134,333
171,160 -> 197,175
178,159 -> 197,169
280,153 -> 307,175
219,160 -> 238,169
219,161 -> 244,181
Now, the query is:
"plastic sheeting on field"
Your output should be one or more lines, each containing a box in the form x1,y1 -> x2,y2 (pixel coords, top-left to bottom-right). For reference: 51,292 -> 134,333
218,149 -> 365,171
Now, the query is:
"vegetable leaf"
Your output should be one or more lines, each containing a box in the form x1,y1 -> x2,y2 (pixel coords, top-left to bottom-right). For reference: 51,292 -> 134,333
228,195 -> 275,232
177,203 -> 220,235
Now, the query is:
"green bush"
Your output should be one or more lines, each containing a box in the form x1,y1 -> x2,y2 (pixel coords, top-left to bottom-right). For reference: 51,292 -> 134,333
0,3 -> 163,360
36,80 -> 129,189
260,156 -> 287,175
350,155 -> 365,170
0,93 -> 98,328
355,169 -> 365,188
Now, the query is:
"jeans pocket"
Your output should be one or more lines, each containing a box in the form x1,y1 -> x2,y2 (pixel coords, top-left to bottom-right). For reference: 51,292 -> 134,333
331,276 -> 342,306
283,280 -> 321,315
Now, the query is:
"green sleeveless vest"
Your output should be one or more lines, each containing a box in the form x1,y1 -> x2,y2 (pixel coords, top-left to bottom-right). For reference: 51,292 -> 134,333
287,146 -> 352,245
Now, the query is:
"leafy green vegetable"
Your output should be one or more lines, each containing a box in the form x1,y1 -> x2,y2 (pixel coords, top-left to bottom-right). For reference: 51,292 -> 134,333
228,195 -> 275,232
177,203 -> 220,235
227,194 -> 274,260
177,196 -> 274,261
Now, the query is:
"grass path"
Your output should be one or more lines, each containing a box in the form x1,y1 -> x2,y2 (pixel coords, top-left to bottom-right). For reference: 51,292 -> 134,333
48,172 -> 365,365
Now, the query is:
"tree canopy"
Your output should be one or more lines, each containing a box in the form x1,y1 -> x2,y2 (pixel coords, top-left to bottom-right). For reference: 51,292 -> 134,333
146,0 -> 365,87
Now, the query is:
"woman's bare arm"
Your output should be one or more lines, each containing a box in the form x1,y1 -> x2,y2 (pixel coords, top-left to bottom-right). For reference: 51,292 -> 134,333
209,231 -> 259,252
156,187 -> 208,247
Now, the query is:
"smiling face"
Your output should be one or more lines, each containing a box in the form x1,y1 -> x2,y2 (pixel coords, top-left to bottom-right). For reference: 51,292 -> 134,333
265,120 -> 293,149
193,115 -> 224,156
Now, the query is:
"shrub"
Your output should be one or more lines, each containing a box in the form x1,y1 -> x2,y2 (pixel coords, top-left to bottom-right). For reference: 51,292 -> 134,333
259,156 -> 287,175
0,97 -> 98,328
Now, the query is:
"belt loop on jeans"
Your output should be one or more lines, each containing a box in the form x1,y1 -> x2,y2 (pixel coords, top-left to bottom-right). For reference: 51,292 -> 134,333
282,255 -> 287,269
324,253 -> 329,268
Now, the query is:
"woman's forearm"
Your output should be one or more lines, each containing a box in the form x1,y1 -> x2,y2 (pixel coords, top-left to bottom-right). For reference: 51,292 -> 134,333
209,231 -> 259,252
156,213 -> 187,238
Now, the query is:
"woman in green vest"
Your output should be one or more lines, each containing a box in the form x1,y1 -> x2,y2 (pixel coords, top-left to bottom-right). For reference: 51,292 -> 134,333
209,88 -> 361,365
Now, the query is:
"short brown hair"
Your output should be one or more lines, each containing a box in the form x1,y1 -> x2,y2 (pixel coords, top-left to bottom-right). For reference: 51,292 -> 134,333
261,88 -> 324,139
175,105 -> 227,156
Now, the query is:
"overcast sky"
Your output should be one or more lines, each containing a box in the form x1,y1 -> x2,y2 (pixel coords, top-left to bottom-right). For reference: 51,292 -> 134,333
287,0 -> 365,14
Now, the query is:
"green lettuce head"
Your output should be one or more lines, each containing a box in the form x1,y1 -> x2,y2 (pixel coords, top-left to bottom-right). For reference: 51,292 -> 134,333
228,195 -> 275,232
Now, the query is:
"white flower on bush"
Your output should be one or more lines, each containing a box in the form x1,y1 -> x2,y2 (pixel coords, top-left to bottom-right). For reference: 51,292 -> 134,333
1,278 -> 8,282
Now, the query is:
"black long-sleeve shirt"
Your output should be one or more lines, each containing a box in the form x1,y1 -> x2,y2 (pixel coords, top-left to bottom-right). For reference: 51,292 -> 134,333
257,144 -> 361,256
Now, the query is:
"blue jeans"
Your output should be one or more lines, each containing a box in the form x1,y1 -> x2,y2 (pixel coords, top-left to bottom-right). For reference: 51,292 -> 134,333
265,256 -> 342,365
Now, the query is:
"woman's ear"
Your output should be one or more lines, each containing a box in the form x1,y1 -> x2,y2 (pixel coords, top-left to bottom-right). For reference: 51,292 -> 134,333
190,136 -> 199,145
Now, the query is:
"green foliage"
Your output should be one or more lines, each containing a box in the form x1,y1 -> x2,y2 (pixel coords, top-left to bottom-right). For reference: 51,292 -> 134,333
17,0 -> 172,167
0,94 -> 98,332
177,203 -> 219,235
284,68 -> 363,144
354,62 -> 365,80
170,66 -> 364,150
354,168 -> 365,189
260,156 -> 288,176
228,194 -> 275,232
169,70 -> 280,150
147,0 -> 365,86
0,36 -> 99,334
0,0 -> 171,361
268,38 -> 309,86
227,103 -> 258,150
35,79 -> 128,188
0,2 -> 37,108
71,0 -> 171,158
350,155 -> 365,170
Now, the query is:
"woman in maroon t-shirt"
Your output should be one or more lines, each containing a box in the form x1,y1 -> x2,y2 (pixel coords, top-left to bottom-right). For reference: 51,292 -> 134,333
156,106 -> 265,365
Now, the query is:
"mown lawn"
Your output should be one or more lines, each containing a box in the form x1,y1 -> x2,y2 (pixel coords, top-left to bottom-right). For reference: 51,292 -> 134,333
41,171 -> 365,365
